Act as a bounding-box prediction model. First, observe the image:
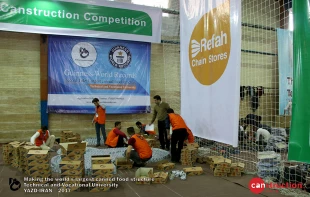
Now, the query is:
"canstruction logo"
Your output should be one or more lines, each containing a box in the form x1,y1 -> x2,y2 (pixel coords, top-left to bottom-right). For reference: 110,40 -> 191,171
189,0 -> 231,85
248,177 -> 303,194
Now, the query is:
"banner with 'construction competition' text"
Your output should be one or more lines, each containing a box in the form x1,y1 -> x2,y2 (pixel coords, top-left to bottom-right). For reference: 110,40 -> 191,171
180,0 -> 241,147
0,0 -> 162,43
48,35 -> 151,114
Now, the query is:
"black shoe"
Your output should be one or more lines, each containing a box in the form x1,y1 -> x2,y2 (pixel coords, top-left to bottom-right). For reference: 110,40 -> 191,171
95,144 -> 100,147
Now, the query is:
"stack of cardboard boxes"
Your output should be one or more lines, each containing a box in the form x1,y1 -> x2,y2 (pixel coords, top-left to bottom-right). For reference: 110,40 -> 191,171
61,131 -> 81,143
90,156 -> 115,192
58,142 -> 87,192
2,143 -> 12,165
25,150 -> 51,183
59,160 -> 84,192
19,145 -> 41,172
11,143 -> 21,168
229,162 -> 245,177
181,147 -> 198,166
206,156 -> 244,177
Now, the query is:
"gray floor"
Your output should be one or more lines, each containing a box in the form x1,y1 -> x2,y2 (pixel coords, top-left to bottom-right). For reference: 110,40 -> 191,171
0,145 -> 288,197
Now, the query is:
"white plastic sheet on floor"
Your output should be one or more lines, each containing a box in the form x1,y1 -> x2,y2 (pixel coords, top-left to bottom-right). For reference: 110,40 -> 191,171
51,147 -> 170,175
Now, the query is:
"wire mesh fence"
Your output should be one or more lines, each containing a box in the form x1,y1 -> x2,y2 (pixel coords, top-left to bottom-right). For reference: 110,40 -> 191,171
121,0 -> 309,195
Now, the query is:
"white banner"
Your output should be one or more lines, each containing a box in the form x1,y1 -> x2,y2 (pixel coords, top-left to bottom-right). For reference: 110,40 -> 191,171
180,0 -> 241,147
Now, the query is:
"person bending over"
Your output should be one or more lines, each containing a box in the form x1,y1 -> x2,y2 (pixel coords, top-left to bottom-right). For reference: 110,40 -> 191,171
184,128 -> 195,144
30,126 -> 55,151
252,124 -> 271,149
165,108 -> 188,163
125,128 -> 152,167
105,122 -> 128,148
136,121 -> 156,135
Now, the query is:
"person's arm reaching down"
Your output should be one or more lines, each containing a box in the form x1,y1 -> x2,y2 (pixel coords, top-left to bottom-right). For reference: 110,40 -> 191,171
113,128 -> 127,138
30,132 -> 40,145
150,108 -> 157,125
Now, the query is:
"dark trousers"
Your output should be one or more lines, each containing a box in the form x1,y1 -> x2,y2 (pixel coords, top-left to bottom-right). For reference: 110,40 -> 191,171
123,150 -> 152,165
158,120 -> 170,149
171,128 -> 187,162
95,123 -> 106,145
108,136 -> 125,148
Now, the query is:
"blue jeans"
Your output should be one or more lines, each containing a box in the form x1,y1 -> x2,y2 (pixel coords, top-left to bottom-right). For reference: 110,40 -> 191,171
95,123 -> 106,145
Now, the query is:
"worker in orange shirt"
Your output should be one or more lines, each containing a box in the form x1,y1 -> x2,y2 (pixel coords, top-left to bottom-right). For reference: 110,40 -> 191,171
106,122 -> 128,148
30,126 -> 56,151
125,128 -> 152,167
136,121 -> 156,135
185,128 -> 195,144
165,108 -> 188,163
92,98 -> 106,147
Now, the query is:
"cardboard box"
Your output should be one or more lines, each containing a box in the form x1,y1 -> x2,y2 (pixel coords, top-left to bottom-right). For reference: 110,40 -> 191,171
214,171 -> 227,177
89,187 -> 110,192
27,158 -> 49,166
27,150 -> 49,160
183,167 -> 203,176
61,155 -> 84,161
210,158 -> 232,169
115,157 -> 133,169
68,137 -> 77,142
135,168 -> 154,184
186,143 -> 199,149
206,156 -> 224,164
59,142 -> 87,156
61,130 -> 74,138
25,169 -> 51,177
27,164 -> 50,171
152,172 -> 169,184
228,171 -> 242,177
61,169 -> 84,176
213,167 -> 231,173
92,164 -> 114,175
92,155 -> 111,164
230,163 -> 245,172
60,160 -> 83,170
158,162 -> 175,171
92,174 -> 114,180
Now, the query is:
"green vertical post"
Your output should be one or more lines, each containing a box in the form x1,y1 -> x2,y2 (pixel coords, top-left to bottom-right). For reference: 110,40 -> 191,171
288,0 -> 310,163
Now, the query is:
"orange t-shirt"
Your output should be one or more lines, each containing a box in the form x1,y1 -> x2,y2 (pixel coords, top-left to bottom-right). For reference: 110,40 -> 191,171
35,129 -> 49,146
168,114 -> 187,131
105,129 -> 119,147
94,105 -> 106,124
129,134 -> 152,159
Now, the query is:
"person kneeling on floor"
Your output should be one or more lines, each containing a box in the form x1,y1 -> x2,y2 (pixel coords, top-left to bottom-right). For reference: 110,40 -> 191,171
30,126 -> 56,151
136,121 -> 156,135
125,128 -> 152,167
106,122 -> 128,148
165,108 -> 188,163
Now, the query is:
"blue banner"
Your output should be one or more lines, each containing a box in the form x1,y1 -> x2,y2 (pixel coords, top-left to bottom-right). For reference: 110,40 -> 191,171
277,29 -> 293,116
47,35 -> 151,114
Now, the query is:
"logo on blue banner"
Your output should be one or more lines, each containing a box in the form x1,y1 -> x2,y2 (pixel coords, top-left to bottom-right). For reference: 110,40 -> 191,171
109,45 -> 132,69
71,42 -> 97,67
